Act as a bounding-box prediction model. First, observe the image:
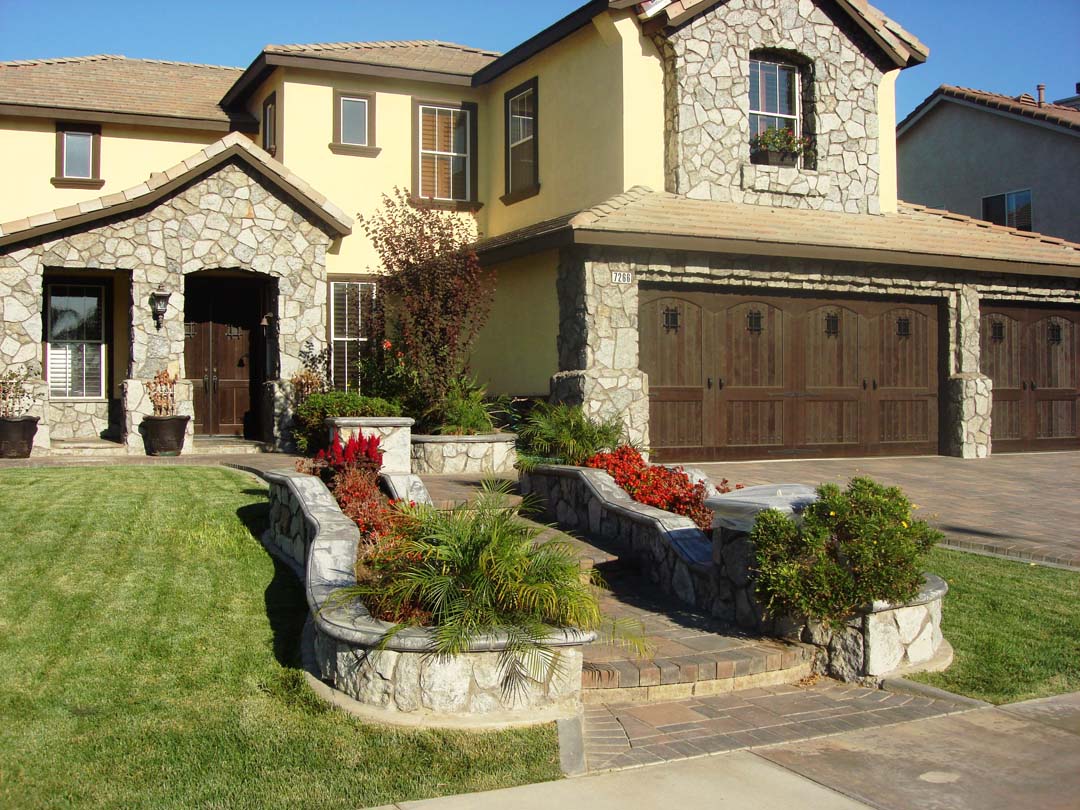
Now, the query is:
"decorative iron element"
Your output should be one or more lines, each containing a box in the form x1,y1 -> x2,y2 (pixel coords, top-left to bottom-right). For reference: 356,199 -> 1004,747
747,309 -> 763,334
225,325 -> 243,340
663,306 -> 681,334
1048,322 -> 1063,345
825,312 -> 840,337
896,317 -> 911,338
184,322 -> 197,339
149,284 -> 171,331
990,320 -> 1005,342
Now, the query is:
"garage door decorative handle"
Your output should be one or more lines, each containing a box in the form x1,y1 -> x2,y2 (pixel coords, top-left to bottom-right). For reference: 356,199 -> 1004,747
707,377 -> 712,390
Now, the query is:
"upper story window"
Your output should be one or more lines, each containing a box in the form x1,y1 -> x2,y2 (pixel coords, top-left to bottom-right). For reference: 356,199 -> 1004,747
262,92 -> 278,157
503,78 -> 539,204
983,190 -> 1032,232
330,90 -> 381,157
52,124 -> 103,189
413,100 -> 479,209
46,283 -> 106,400
748,58 -> 812,167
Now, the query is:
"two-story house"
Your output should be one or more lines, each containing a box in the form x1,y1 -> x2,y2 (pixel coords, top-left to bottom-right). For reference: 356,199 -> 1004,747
2,0 -> 1079,460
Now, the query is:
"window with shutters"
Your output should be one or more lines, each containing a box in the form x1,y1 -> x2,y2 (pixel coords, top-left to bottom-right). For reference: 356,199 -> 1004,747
982,190 -> 1032,232
413,100 -> 478,207
330,280 -> 376,392
502,77 -> 539,203
46,284 -> 106,400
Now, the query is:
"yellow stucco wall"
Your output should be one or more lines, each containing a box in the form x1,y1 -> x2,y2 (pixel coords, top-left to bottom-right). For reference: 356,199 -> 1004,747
0,116 -> 220,223
877,69 -> 899,214
468,250 -> 559,396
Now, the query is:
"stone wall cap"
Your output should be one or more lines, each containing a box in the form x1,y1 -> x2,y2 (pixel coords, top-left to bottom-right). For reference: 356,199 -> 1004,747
411,432 -> 517,443
326,416 -> 415,428
866,572 -> 948,613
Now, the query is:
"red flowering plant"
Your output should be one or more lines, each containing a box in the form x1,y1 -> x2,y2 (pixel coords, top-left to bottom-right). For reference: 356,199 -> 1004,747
295,431 -> 383,485
586,445 -> 741,532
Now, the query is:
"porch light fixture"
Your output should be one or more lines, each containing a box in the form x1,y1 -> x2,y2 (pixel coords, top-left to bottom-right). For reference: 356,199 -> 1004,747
150,284 -> 171,330
663,306 -> 681,334
1048,322 -> 1063,345
747,309 -> 763,334
824,312 -> 840,337
896,317 -> 911,338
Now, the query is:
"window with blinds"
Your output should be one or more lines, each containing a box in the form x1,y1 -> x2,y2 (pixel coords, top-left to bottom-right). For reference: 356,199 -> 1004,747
330,280 -> 376,391
749,58 -> 800,138
506,81 -> 538,195
47,284 -> 105,399
419,104 -> 470,201
982,190 -> 1033,232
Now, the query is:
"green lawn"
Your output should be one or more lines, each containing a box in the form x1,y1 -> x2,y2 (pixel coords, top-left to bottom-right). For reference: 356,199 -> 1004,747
0,467 -> 560,810
911,547 -> 1080,705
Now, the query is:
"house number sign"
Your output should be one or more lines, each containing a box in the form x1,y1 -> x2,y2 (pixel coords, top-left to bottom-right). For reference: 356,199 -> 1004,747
611,270 -> 634,285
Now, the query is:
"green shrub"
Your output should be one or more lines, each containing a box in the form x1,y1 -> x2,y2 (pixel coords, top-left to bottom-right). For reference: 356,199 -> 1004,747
293,391 -> 402,454
751,477 -> 942,627
429,376 -> 498,436
516,403 -> 625,467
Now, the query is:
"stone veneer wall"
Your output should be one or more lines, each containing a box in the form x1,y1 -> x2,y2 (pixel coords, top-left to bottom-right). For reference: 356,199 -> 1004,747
556,245 -> 1080,459
0,159 -> 333,451
263,469 -> 591,724
522,465 -> 948,683
410,433 -> 518,475
656,0 -> 889,213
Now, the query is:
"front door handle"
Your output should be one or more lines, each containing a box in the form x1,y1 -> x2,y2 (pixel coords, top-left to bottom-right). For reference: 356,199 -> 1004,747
872,379 -> 878,390
1023,381 -> 1028,391
1031,381 -> 1037,391
707,377 -> 712,390
212,368 -> 219,392
203,369 -> 210,393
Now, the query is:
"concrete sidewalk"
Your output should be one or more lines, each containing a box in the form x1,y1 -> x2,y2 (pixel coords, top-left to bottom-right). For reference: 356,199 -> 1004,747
370,691 -> 1080,810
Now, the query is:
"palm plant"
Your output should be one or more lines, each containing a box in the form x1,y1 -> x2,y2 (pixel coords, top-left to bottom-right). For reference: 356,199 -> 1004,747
516,403 -> 625,467
338,481 -> 644,697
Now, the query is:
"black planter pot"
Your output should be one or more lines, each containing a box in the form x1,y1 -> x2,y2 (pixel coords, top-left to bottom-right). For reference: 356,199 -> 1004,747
751,149 -> 799,167
142,415 -> 190,457
0,415 -> 39,459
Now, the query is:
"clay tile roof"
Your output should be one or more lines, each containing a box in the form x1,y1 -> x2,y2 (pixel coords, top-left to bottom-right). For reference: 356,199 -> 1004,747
0,54 -> 251,127
0,132 -> 352,248
633,0 -> 928,67
900,84 -> 1080,134
263,40 -> 500,77
479,188 -> 1080,276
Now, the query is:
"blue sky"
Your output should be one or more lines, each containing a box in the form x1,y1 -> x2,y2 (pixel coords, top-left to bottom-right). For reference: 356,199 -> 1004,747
1,0 -> 1078,118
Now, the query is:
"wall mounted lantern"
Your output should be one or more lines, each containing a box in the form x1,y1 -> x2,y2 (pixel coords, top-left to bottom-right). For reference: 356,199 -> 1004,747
150,284 -> 171,330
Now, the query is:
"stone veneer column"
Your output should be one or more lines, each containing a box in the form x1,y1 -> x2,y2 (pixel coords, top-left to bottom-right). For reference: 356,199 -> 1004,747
944,285 -> 992,458
551,249 -> 650,449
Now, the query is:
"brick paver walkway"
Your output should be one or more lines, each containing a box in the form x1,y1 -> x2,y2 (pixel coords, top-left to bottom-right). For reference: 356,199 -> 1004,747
692,452 -> 1080,568
584,680 -> 970,772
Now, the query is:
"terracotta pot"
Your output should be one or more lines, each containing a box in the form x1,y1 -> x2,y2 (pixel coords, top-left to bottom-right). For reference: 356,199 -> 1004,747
0,415 -> 39,459
142,415 -> 190,456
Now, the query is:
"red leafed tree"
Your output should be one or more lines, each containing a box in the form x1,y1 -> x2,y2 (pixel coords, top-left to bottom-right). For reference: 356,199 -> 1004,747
360,188 -> 495,410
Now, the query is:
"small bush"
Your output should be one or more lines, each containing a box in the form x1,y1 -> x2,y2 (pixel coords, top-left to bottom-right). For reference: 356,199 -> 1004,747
430,376 -> 497,436
333,466 -> 398,543
516,403 -> 624,467
293,391 -> 401,454
751,477 -> 943,627
586,445 -> 728,532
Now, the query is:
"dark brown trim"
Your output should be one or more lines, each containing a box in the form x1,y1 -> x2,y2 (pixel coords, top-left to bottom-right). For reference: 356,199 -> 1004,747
473,0 -> 607,86
410,98 -> 480,206
503,76 -> 539,202
0,102 -> 255,133
476,225 -> 572,265
330,89 -> 380,157
261,92 -> 280,159
0,143 -> 352,249
54,122 -> 101,184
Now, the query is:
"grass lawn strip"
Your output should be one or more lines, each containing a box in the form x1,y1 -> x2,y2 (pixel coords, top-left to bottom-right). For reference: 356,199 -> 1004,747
910,548 -> 1080,705
0,467 -> 559,810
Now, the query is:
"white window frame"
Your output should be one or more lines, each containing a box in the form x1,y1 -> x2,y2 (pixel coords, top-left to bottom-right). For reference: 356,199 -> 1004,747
418,104 -> 471,202
330,280 -> 377,393
748,58 -> 801,138
507,86 -> 536,192
46,283 -> 106,401
981,189 -> 1033,231
339,95 -> 370,147
62,130 -> 94,179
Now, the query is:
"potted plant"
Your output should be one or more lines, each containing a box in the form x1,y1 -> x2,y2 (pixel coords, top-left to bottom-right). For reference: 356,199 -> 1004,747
142,370 -> 190,456
750,127 -> 814,167
0,364 -> 41,459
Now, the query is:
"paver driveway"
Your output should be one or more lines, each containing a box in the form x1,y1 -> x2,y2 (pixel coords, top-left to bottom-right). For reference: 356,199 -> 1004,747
691,452 -> 1080,569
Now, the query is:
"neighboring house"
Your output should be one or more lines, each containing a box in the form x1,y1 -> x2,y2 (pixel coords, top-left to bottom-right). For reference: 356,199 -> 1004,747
1,0 -> 1079,461
897,84 -> 1080,243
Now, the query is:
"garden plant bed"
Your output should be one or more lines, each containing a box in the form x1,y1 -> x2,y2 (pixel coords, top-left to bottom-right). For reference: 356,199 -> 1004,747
409,432 -> 517,475
0,466 -> 561,809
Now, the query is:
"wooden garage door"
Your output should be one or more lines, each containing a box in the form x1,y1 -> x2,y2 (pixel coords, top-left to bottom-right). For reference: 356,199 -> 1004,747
981,304 -> 1080,452
640,289 -> 941,461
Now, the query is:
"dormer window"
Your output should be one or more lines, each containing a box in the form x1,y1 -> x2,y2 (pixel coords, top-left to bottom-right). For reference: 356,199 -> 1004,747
749,58 -> 803,165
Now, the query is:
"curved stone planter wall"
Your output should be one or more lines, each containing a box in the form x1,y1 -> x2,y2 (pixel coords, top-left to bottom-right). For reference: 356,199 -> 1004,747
327,416 -> 414,474
410,433 -> 517,475
263,468 -> 592,726
521,465 -> 947,684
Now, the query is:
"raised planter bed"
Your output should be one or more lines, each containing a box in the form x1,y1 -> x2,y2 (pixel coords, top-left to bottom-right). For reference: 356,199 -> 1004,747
410,432 -> 517,475
263,469 -> 593,727
327,416 -> 414,474
521,464 -> 948,684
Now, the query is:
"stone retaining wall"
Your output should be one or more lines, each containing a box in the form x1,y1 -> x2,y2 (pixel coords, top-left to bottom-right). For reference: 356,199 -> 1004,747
522,465 -> 947,683
263,468 -> 591,724
410,433 -> 517,475
328,416 -> 414,474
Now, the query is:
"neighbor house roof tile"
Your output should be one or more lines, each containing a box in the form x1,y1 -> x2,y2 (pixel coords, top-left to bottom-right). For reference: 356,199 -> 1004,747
899,84 -> 1080,135
263,40 -> 499,77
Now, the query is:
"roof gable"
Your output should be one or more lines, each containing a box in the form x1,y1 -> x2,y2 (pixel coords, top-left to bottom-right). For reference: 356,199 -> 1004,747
0,132 -> 352,249
899,85 -> 1080,138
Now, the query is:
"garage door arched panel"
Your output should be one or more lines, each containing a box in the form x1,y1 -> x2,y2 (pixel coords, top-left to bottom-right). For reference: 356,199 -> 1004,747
981,313 -> 1023,442
871,305 -> 938,451
803,304 -> 864,448
639,297 -> 705,451
1030,316 -> 1077,442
